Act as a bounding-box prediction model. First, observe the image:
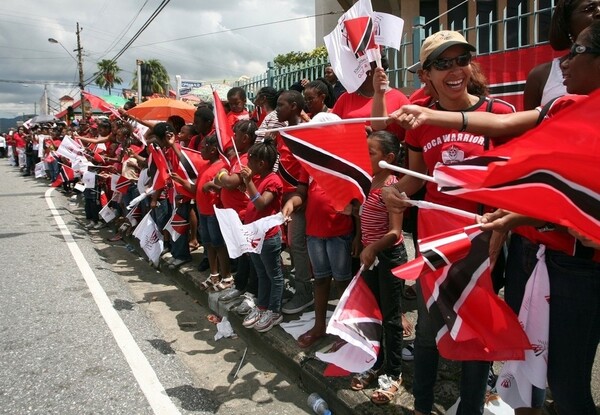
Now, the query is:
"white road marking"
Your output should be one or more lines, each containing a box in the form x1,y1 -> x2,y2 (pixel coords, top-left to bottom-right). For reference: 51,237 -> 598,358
45,189 -> 181,415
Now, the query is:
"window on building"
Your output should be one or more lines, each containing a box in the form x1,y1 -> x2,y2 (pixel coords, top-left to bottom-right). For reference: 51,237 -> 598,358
448,0 -> 468,31
537,0 -> 553,43
420,0 -> 440,35
506,0 -> 529,48
477,0 -> 497,53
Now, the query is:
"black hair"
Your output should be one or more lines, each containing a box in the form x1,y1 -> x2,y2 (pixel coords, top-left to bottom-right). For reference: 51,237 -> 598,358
256,86 -> 278,109
167,115 -> 186,133
194,106 -> 214,123
98,120 -> 111,130
247,136 -> 278,170
153,122 -> 175,140
204,133 -> 218,147
279,90 -> 305,112
234,119 -> 257,144
588,19 -> 600,50
123,99 -> 136,110
227,86 -> 246,100
549,0 -> 583,50
305,79 -> 335,108
368,130 -> 404,166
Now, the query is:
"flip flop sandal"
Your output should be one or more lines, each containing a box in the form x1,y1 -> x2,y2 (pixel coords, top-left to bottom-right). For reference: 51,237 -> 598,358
200,274 -> 220,290
212,276 -> 234,292
371,375 -> 401,405
350,368 -> 379,391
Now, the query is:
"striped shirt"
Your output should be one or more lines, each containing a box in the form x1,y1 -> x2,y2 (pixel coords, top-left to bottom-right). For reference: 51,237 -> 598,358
360,175 -> 403,247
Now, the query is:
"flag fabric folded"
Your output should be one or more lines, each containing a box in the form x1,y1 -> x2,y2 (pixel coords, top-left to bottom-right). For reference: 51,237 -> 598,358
392,226 -> 531,361
214,206 -> 285,258
323,0 -> 404,92
172,146 -> 206,199
56,135 -> 84,162
213,89 -> 233,166
126,205 -> 142,227
110,174 -> 131,194
433,92 -> 600,243
315,270 -> 381,374
498,245 -> 550,408
51,165 -> 75,187
132,212 -> 164,267
146,144 -> 170,193
34,161 -> 46,178
82,91 -> 121,118
278,118 -> 372,211
164,206 -> 189,242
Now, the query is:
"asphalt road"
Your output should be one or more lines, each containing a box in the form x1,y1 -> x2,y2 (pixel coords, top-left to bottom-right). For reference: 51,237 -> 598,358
0,162 -> 311,415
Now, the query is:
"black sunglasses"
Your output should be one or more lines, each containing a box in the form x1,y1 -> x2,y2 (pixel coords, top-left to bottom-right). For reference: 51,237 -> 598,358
567,43 -> 600,60
426,52 -> 472,71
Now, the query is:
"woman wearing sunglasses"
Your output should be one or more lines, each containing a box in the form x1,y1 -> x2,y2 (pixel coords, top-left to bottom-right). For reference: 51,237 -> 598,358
372,30 -> 515,415
388,21 -> 600,415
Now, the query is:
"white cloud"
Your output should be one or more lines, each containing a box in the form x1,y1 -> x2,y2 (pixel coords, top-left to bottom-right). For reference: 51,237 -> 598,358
0,0 -> 320,119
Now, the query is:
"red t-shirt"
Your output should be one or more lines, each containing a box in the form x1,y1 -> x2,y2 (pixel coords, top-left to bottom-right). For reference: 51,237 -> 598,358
188,128 -> 215,152
13,133 -> 25,148
196,160 -> 225,215
244,172 -> 283,239
331,88 -> 410,141
305,179 -> 353,238
405,96 -> 515,221
276,132 -> 309,194
227,110 -> 249,129
220,153 -> 250,221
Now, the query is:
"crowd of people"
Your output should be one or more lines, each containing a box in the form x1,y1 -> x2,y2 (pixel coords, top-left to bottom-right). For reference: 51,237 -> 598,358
3,1 -> 599,413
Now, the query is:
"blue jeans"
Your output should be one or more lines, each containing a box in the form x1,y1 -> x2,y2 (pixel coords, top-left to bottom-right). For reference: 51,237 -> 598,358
198,214 -> 225,247
545,247 -> 600,414
307,234 -> 353,281
413,281 -> 489,414
362,243 -> 408,378
233,253 -> 257,294
250,232 -> 284,313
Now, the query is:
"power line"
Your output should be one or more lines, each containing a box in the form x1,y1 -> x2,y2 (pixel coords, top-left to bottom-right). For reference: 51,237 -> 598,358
132,11 -> 342,48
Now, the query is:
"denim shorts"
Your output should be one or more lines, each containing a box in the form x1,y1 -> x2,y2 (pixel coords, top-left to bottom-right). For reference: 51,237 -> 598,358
198,214 -> 225,247
307,234 -> 353,281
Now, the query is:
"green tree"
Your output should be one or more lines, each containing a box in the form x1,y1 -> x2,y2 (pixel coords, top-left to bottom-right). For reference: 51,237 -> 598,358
273,46 -> 328,68
131,59 -> 170,95
94,59 -> 123,95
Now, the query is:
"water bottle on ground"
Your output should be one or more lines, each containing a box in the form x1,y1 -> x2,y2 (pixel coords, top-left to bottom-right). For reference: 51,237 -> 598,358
307,392 -> 332,415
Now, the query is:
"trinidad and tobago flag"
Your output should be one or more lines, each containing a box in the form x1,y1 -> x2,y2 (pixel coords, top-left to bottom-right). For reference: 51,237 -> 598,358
278,116 -> 372,212
164,206 -> 189,242
316,269 -> 382,376
343,16 -> 377,59
434,92 -> 600,244
392,225 -> 531,361
172,146 -> 207,199
147,143 -> 170,193
51,164 -> 75,187
212,89 -> 233,166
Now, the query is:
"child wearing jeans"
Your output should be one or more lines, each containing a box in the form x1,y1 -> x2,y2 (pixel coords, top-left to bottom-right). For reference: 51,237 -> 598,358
239,137 -> 284,333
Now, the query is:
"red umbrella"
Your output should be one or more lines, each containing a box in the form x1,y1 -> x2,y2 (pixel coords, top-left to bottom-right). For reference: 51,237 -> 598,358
126,98 -> 196,123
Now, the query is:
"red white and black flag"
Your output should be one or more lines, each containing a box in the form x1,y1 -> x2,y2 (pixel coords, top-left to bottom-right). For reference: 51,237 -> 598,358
434,92 -> 600,243
212,89 -> 233,166
278,117 -> 373,212
51,164 -> 75,187
164,206 -> 189,242
146,143 -> 170,193
316,269 -> 381,375
172,146 -> 205,199
393,226 -> 531,361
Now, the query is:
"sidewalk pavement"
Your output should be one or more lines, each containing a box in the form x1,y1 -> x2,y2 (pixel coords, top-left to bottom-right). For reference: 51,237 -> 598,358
86,217 -> 598,415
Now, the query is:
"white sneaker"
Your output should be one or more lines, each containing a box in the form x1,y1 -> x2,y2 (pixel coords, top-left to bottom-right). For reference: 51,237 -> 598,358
236,293 -> 256,315
242,307 -> 262,328
254,310 -> 283,333
93,222 -> 105,230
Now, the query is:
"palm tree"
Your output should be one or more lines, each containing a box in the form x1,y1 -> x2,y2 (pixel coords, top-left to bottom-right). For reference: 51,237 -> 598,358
131,59 -> 170,96
94,59 -> 123,95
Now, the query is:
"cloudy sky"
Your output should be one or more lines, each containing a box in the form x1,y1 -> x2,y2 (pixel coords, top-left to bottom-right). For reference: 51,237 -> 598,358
0,0 -> 343,120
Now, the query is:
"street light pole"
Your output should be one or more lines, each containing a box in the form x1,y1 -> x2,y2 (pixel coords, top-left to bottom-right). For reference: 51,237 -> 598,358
76,22 -> 86,121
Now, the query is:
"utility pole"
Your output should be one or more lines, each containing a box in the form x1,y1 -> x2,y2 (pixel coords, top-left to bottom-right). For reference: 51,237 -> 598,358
136,60 -> 143,104
76,22 -> 86,120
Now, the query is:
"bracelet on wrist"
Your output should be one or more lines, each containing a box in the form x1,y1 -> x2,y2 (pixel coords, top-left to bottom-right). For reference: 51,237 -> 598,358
459,111 -> 468,132
250,192 -> 261,203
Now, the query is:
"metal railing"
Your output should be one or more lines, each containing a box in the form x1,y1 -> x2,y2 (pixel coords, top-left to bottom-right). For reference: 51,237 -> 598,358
235,1 -> 555,96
